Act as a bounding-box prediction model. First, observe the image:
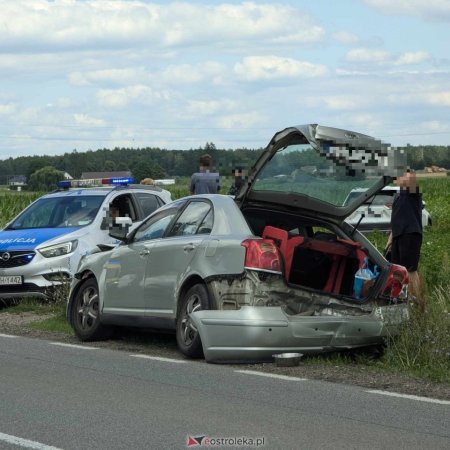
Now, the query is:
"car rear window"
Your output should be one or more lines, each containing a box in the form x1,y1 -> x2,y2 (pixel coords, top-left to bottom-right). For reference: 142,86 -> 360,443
252,143 -> 379,207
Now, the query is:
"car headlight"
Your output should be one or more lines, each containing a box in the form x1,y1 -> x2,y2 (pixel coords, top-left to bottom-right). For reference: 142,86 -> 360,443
38,240 -> 78,258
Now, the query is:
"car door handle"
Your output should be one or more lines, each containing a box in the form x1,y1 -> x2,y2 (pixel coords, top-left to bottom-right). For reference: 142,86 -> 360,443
183,243 -> 196,252
139,249 -> 151,256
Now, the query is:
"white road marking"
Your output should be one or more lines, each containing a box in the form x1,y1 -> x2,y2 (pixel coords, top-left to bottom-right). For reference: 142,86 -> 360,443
366,389 -> 450,405
235,370 -> 307,381
130,354 -> 187,364
49,342 -> 98,350
0,333 -> 17,338
0,432 -> 63,450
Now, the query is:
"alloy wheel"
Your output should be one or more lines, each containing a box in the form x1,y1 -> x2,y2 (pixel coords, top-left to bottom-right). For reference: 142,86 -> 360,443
180,293 -> 201,346
77,286 -> 99,331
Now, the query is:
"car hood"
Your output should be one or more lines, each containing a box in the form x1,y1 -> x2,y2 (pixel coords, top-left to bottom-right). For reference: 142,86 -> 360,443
0,227 -> 81,251
236,124 -> 407,222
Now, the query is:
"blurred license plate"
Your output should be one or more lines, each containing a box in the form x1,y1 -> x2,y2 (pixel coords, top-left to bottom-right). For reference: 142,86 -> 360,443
0,276 -> 23,285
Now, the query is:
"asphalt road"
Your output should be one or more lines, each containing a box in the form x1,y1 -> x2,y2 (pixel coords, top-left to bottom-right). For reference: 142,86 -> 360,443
1,334 -> 449,450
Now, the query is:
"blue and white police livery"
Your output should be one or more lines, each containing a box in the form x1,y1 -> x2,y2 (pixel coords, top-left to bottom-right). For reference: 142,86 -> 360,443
0,178 -> 171,299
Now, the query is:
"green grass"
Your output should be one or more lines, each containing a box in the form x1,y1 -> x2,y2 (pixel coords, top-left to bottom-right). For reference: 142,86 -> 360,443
0,297 -> 54,314
28,313 -> 73,334
380,286 -> 450,383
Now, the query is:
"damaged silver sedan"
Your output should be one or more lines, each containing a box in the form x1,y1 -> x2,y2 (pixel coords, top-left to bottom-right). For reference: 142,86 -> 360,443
67,124 -> 411,362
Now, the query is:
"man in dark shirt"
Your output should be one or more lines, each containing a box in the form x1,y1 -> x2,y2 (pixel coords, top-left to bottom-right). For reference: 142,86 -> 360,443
386,169 -> 423,306
189,154 -> 220,195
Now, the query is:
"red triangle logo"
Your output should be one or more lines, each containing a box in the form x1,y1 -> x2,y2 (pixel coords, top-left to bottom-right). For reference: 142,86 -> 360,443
187,436 -> 199,447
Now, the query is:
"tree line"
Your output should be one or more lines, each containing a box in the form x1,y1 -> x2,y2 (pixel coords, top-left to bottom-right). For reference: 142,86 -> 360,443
0,143 -> 263,185
1,142 -> 449,187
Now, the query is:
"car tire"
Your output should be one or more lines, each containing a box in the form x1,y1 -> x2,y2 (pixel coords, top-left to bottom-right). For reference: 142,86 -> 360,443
176,283 -> 210,358
70,277 -> 110,341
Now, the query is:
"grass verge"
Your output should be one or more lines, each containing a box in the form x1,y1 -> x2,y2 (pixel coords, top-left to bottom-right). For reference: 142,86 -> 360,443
28,314 -> 73,334
381,286 -> 450,383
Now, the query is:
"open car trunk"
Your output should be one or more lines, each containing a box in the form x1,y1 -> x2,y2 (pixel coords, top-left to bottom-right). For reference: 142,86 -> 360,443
241,206 -> 388,306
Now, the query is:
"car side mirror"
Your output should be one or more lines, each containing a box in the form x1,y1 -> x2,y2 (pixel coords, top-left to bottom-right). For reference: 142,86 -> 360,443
108,216 -> 133,241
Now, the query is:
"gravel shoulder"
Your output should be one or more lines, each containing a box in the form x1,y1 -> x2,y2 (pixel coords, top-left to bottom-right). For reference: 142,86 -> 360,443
1,311 -> 450,401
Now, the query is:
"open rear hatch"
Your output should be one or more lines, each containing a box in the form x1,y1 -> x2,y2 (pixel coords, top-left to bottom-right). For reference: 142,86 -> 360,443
236,124 -> 407,223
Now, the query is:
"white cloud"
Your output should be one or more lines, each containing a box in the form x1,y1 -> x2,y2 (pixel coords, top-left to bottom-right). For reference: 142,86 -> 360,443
345,48 -> 432,67
0,103 -> 16,114
216,112 -> 266,129
234,56 -> 328,81
422,91 -> 450,106
332,31 -> 360,44
96,85 -> 172,108
73,113 -> 106,127
186,99 -> 237,116
69,68 -> 147,86
420,120 -> 450,131
0,1 -> 325,53
55,97 -> 73,109
345,48 -> 391,63
394,51 -> 431,65
69,62 -> 228,89
160,62 -> 227,85
364,0 -> 450,22
322,96 -> 364,110
387,90 -> 450,107
347,113 -> 381,129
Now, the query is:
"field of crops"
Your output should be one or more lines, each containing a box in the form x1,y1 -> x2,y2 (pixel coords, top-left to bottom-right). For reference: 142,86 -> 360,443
0,189 -> 42,228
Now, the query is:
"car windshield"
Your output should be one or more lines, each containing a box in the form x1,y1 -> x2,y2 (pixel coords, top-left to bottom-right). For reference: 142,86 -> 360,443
251,143 -> 381,207
7,195 -> 105,229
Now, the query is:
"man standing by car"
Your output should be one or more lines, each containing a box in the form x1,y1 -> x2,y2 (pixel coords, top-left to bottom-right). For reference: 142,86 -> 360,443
228,167 -> 246,196
189,154 -> 220,195
386,169 -> 423,309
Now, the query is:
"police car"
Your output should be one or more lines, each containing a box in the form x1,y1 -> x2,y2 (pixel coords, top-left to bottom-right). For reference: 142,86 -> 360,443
0,177 -> 171,299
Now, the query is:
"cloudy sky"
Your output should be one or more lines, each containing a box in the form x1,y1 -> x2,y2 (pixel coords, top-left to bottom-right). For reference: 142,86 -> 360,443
1,0 -> 449,158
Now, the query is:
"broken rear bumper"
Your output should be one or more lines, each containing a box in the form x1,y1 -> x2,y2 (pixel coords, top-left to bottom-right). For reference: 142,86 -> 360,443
191,304 -> 409,363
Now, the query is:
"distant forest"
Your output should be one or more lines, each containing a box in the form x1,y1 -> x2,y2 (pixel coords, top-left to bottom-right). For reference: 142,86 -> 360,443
1,142 -> 449,183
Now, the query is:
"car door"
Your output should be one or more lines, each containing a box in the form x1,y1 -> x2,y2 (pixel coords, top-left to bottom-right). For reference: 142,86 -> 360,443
143,200 -> 213,317
102,207 -> 179,316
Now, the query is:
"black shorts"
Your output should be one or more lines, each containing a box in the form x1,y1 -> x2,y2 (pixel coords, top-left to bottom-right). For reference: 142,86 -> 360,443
391,232 -> 422,272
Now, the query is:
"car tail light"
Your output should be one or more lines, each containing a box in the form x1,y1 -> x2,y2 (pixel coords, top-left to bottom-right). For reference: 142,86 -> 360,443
383,264 -> 409,299
241,239 -> 282,274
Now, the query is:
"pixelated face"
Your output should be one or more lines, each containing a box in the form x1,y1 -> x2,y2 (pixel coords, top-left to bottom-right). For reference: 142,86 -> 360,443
100,205 -> 123,230
395,171 -> 418,191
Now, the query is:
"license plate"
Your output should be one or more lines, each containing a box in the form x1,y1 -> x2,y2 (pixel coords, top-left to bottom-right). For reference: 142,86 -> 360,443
0,276 -> 23,285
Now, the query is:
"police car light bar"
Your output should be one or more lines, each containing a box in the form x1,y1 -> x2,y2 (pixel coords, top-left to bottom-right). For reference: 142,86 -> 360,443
57,177 -> 135,189
102,177 -> 135,186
